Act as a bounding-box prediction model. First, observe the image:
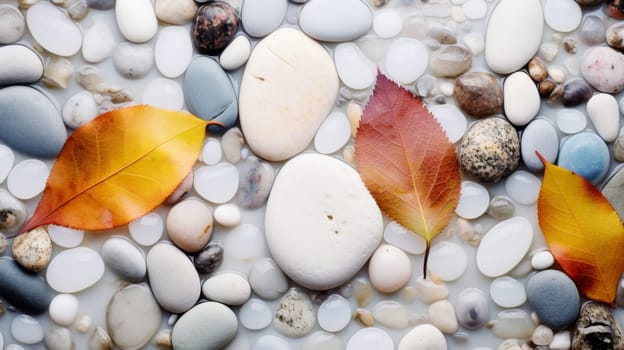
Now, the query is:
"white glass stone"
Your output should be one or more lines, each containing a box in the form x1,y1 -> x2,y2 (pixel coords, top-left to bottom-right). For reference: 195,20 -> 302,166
455,181 -> 490,219
557,108 -> 587,134
430,104 -> 468,143
384,38 -> 429,85
544,0 -> 582,33
334,43 -> 376,90
48,294 -> 79,326
201,138 -> 223,165
154,26 -> 193,78
505,171 -> 541,205
303,332 -> 342,350
239,298 -> 272,330
477,217 -> 534,278
428,241 -> 468,282
223,224 -> 267,273
129,212 -> 163,246
346,328 -> 393,350
253,335 -> 292,350
490,276 -> 527,308
142,78 -> 184,110
0,144 -> 15,184
383,221 -> 427,255
11,315 -> 43,345
314,112 -> 352,154
373,10 -> 402,39
46,247 -> 105,293
7,159 -> 49,200
194,163 -> 239,204
48,225 -> 84,248
317,294 -> 351,332
26,2 -> 82,56
462,0 -> 487,19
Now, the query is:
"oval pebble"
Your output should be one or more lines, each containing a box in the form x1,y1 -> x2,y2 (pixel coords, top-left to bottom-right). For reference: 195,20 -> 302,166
113,42 -> 154,79
580,15 -> 605,45
62,91 -> 98,129
384,38 -> 428,84
428,299 -> 458,334
129,212 -> 163,246
253,335 -> 291,350
558,132 -> 610,184
303,332 -> 342,350
167,197 -> 214,253
476,217 -> 534,278
373,10 -> 402,38
531,250 -> 555,270
490,276 -> 526,308
587,93 -> 620,142
248,257 -> 289,300
142,78 -> 184,110
274,288 -> 316,337
581,46 -> 624,93
414,276 -> 449,304
334,43 -> 376,90
383,221 -> 427,255
504,71 -> 540,126
82,22 -> 115,63
0,45 -> 43,86
46,247 -> 105,293
544,0 -> 582,33
430,104 -> 468,143
455,181 -> 490,219
193,241 -> 224,274
0,259 -> 51,314
241,0 -> 286,37
398,324 -> 447,350
172,302 -> 238,350
201,138 -> 222,165
202,272 -> 251,305
299,0 -> 372,42
223,223 -> 266,273
317,294 -> 351,332
219,35 -> 251,71
154,26 -> 193,78
505,171 -> 541,205
194,163 -> 239,204
0,145 -> 14,184
115,0 -> 158,43
428,241 -> 468,282
521,119 -> 559,172
463,0 -> 487,19
527,270 -> 580,329
26,2 -> 82,56
314,111 -> 352,154
191,2 -> 239,55
101,237 -> 146,282
213,203 -> 241,226
373,301 -> 409,329
7,159 -> 48,200
557,108 -> 587,134
455,288 -> 489,329
0,5 -> 25,44
11,315 -> 43,345
239,298 -> 272,330
48,294 -> 79,326
346,328 -> 393,350
489,309 -> 536,339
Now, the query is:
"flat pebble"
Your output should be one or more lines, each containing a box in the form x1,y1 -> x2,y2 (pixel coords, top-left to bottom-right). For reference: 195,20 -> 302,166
155,26 -> 193,78
113,42 -> 154,79
48,294 -> 79,326
0,5 -> 25,44
581,46 -> 624,93
274,288 -> 316,337
238,156 -> 275,209
240,298 -> 273,330
202,272 -> 251,305
414,276 -> 449,304
455,288 -> 489,329
373,300 -> 409,329
82,22 -> 115,63
128,212 -> 163,246
115,0 -> 158,43
172,302 -> 238,350
544,0 -> 582,32
428,241 -> 468,281
213,203 -> 241,226
454,72 -> 502,118
557,108 -> 587,134
587,93 -> 620,142
46,247 -> 104,293
142,78 -> 184,110
346,328 -> 393,350
0,145 -> 14,184
429,300 -> 458,334
101,237 -> 146,282
476,217 -> 533,277
429,45 -> 472,78
580,15 -> 605,45
531,250 -> 555,270
430,104 -> 468,143
46,226 -> 84,251
398,324 -> 447,350
303,332 -> 342,350
11,315 -> 43,344
383,221 -> 427,255
521,119 -> 559,172
317,294 -> 351,332
253,335 -> 291,350
455,181 -> 490,219
12,226 -> 51,272
241,0 -> 286,37
167,197 -> 214,253
504,71 -> 540,126
526,269 -> 580,329
384,38 -> 429,84
558,132 -> 609,184
488,309 -> 535,339
223,223 -> 266,273
299,0 -> 372,42
373,10 -> 402,38
193,241 -> 224,274
154,0 -> 197,24
248,257 -> 288,300
334,43 -> 375,90
220,35 -> 251,70
0,45 -> 43,86
194,163 -> 239,204
0,259 -> 50,314
62,91 -> 98,129
26,2 -> 82,56
44,326 -> 73,350
505,171 -> 541,205
490,276 -> 526,308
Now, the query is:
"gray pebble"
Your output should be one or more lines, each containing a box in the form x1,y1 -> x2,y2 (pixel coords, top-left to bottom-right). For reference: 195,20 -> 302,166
487,196 -> 515,220
0,258 -> 51,314
527,270 -> 580,329
101,237 -> 146,282
193,241 -> 224,274
520,118 -> 559,173
85,0 -> 115,10
238,156 -> 275,209
580,15 -> 605,45
172,302 -> 238,350
455,288 -> 489,329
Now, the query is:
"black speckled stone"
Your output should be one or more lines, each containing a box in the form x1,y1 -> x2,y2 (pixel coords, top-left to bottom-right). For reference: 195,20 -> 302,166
573,302 -> 624,350
194,241 -> 224,274
0,258 -> 51,314
527,270 -> 580,329
192,2 -> 239,56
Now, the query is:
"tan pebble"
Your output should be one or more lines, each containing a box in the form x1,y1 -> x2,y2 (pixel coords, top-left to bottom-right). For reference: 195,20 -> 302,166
74,315 -> 92,333
538,80 -> 557,97
88,327 -> 113,350
497,339 -> 523,350
342,145 -> 355,165
449,218 -> 479,245
18,0 -> 38,9
528,57 -> 548,82
428,299 -> 458,334
353,278 -> 373,307
166,198 -> 214,253
66,0 -> 88,21
563,37 -> 577,54
154,329 -> 172,348
428,26 -> 457,45
413,276 -> 449,304
12,226 -> 52,272
401,286 -> 418,303
155,0 -> 197,25
221,127 -> 244,164
346,101 -> 362,137
451,6 -> 466,22
439,80 -> 455,96
353,308 -> 374,327
547,66 -> 566,84
43,56 -> 74,89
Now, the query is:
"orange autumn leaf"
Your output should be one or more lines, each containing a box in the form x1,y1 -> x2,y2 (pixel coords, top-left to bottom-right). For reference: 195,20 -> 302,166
21,105 -> 213,232
537,152 -> 624,303
355,72 -> 461,275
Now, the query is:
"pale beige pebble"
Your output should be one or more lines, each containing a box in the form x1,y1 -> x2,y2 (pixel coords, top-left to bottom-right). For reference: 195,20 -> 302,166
18,0 -> 38,8
401,286 -> 418,303
439,80 -> 455,97
463,32 -> 485,55
547,66 -> 566,84
531,325 -> 554,346
213,203 -> 241,227
12,226 -> 52,272
528,56 -> 548,82
539,42 -> 559,62
221,127 -> 244,164
347,101 -> 362,137
413,276 -> 449,304
89,327 -> 113,350
166,197 -> 214,253
372,301 -> 410,329
76,65 -> 109,93
42,56 -> 74,89
153,329 -> 172,348
398,324 -> 447,350
451,5 -> 466,22
342,145 -> 355,165
428,300 -> 458,334
403,15 -> 429,40
448,217 -> 479,245
154,0 -> 196,24
353,308 -> 374,327
368,244 -> 412,293
353,277 -> 373,307
74,315 -> 92,333
44,326 -> 74,350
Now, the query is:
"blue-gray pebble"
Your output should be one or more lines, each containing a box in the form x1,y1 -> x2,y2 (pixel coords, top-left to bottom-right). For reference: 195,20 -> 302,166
521,119 -> 558,173
0,86 -> 67,158
526,269 -> 580,329
0,258 -> 51,314
184,56 -> 238,133
558,131 -> 609,184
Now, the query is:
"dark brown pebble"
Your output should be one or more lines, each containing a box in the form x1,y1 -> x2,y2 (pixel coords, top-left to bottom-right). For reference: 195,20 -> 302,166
193,241 -> 224,274
454,71 -> 502,118
191,2 -> 239,55
528,56 -> 548,82
562,78 -> 593,107
548,84 -> 564,104
563,37 -> 577,54
538,80 -> 557,97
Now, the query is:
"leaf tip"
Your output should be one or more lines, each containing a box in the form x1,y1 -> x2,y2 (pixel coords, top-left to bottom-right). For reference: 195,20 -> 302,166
535,151 -> 549,166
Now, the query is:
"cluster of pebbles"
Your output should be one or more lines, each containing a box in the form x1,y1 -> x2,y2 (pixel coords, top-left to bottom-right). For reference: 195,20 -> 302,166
1,0 -> 624,349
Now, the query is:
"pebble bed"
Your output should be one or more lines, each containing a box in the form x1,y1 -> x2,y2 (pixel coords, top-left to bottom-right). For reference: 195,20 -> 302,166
0,0 -> 623,349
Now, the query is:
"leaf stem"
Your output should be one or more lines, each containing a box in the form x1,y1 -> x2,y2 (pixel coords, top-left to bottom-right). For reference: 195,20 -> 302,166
423,240 -> 431,279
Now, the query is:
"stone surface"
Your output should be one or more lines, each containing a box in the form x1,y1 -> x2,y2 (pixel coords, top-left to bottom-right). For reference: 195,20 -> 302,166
193,241 -> 224,274
154,26 -> 193,78
12,227 -> 51,272
26,2 -> 82,56
398,324 -> 447,350
299,0 -> 372,42
113,42 -> 154,79
334,43 -> 376,90
248,257 -> 289,300
558,132 -> 610,184
46,247 -> 105,293
48,294 -> 79,326
82,22 -> 115,63
455,288 -> 489,330
172,302 -> 238,350
219,35 -> 251,70
238,156 -> 275,209
581,15 -> 605,45
581,46 -> 624,93
0,259 -> 50,314
166,197 -> 214,253
274,288 -> 316,337
101,237 -> 146,282
587,93 -> 620,142
155,0 -> 197,24
115,0 -> 158,43
454,72 -> 502,118
202,272 -> 251,305
503,71 -> 540,126
368,244 -> 411,293
0,45 -> 42,86
429,45 -> 472,78
527,270 -> 581,329
476,217 -> 533,277
62,91 -> 98,129
521,119 -> 559,173
0,5 -> 25,44
241,0 -> 286,37
192,2 -> 239,55
562,78 -> 593,107
572,301 -> 624,350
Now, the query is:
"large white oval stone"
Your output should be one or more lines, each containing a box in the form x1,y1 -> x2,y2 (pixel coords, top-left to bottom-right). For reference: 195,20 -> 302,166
485,0 -> 543,74
239,28 -> 339,161
115,0 -> 158,43
504,71 -> 541,126
265,153 -> 383,290
154,26 -> 193,78
46,247 -> 105,293
476,217 -> 534,278
26,2 -> 82,57
587,93 -> 620,142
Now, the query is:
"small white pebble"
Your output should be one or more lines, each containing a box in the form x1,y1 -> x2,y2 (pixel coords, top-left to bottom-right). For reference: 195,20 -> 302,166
549,330 -> 571,350
531,250 -> 555,270
49,294 -> 79,326
439,81 -> 455,97
463,32 -> 484,55
201,138 -> 222,165
547,66 -> 566,83
455,181 -> 490,219
532,325 -> 554,346
73,315 -> 91,333
539,42 -> 559,62
213,203 -> 241,227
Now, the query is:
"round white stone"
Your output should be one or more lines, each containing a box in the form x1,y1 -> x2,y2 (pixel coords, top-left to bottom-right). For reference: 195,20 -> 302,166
557,108 -> 587,134
82,21 -> 115,63
129,212 -> 163,246
26,2 -> 82,57
202,272 -> 251,306
241,0 -> 287,38
476,217 -> 534,278
11,315 -> 43,345
62,91 -> 98,129
383,221 -> 427,255
201,138 -> 222,165
369,244 -> 412,293
490,276 -> 527,308
194,163 -> 239,204
455,181 -> 490,219
505,171 -> 541,205
428,241 -> 468,282
314,111 -> 351,154
544,0 -> 582,33
220,35 -> 251,71
504,71 -> 541,126
7,159 -> 49,200
48,294 -> 79,326
587,93 -> 620,142
47,225 -> 84,248
240,298 -> 272,330
213,203 -> 241,226
346,328 -> 393,350
0,144 -> 15,184
142,78 -> 184,110
115,0 -> 158,43
113,42 -> 154,79
317,294 -> 351,332
430,104 -> 468,143
373,10 -> 402,38
154,26 -> 193,78
334,43 -> 376,90
384,38 -> 429,84
462,0 -> 487,19
46,247 -> 105,293
531,250 -> 555,270
398,324 -> 447,350
248,257 -> 288,300
265,153 -> 383,290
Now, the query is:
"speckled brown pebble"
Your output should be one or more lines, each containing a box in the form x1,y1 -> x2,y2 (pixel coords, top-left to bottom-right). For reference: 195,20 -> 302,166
608,0 -> 624,19
191,2 -> 239,55
572,302 -> 624,350
273,288 -> 316,337
454,72 -> 502,118
528,57 -> 548,82
12,226 -> 52,272
459,117 -> 520,183
538,80 -> 557,97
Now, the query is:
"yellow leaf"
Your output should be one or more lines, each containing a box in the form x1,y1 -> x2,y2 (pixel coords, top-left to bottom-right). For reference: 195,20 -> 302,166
22,105 -> 210,232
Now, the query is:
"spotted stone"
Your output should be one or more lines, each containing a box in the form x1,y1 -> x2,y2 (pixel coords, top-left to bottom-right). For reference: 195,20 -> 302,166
191,2 -> 239,56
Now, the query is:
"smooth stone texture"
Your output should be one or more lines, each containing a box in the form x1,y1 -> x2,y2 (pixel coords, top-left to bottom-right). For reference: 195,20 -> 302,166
557,108 -> 587,134
572,301 -> 624,349
303,332 -> 342,350
373,301 -> 409,329
167,198 -> 214,253
242,0 -> 286,37
146,243 -> 201,313
346,328 -> 393,350
48,294 -> 79,326
0,145 -> 13,184
314,111 -> 352,154
429,300 -> 458,334
544,0 -> 582,32
607,22 -> 624,50
265,154 -> 383,290
0,259 -> 50,314
428,241 -> 468,281
317,294 -> 351,332
106,284 -> 161,350
429,45 -> 472,78
490,276 -> 527,308
248,257 -> 288,300
240,298 -> 273,330
129,212 -> 163,246
531,250 -> 555,270
504,71 -> 540,126
274,288 -> 316,337
562,78 -> 593,107
220,35 -> 252,70
222,223 -> 267,273
485,0 -> 543,74
101,237 -> 146,282
0,5 -> 25,44
44,326 -> 73,350
238,156 -> 275,209
527,270 -> 581,329
398,324 -> 447,350
193,241 -> 224,274
368,244 -> 411,293
581,46 -> 624,93
489,309 -> 536,339
0,86 -> 66,158
62,91 -> 98,129
11,315 -> 43,344
46,247 -> 104,293
521,119 -> 559,172
214,203 -> 241,226
455,180 -> 490,219
113,42 -> 154,79
202,272 -> 251,305
558,132 -> 610,184
240,28 -> 338,161
383,221 -> 427,255
384,38 -> 428,84
155,26 -> 193,78
476,217 -> 534,277
455,288 -> 489,329
253,335 -> 291,350
334,43 -> 376,90
185,56 -> 238,131
299,0 -> 372,42
454,72 -> 502,118
142,78 -> 185,110
413,277 -> 449,304
172,302 -> 238,350
0,45 -> 42,86
155,0 -> 197,24
26,2 -> 82,56
201,138 -> 222,165
581,15 -> 605,45
373,10 -> 402,38
587,93 -> 620,142
505,170 -> 541,205
7,159 -> 48,200
82,22 -> 115,63
192,2 -> 239,55
194,163 -> 239,203
115,0 -> 158,43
